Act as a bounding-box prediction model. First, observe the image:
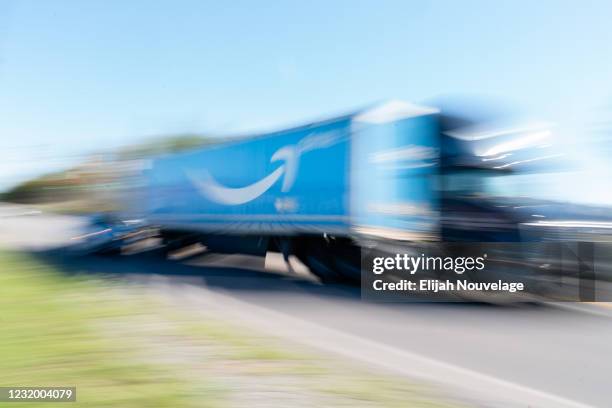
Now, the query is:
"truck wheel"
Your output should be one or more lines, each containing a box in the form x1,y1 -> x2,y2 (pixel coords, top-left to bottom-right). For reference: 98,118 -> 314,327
293,237 -> 344,283
328,239 -> 362,284
303,254 -> 343,283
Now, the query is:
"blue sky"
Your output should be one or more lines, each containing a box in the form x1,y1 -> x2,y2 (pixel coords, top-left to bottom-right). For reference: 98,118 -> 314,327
2,0 -> 612,189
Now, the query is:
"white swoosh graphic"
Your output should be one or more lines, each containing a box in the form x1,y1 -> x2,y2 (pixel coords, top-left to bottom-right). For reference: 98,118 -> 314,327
186,130 -> 345,205
188,165 -> 285,205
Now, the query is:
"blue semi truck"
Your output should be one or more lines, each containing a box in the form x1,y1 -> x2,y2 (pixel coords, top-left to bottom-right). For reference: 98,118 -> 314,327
112,101 -> 440,281
82,99 -> 611,285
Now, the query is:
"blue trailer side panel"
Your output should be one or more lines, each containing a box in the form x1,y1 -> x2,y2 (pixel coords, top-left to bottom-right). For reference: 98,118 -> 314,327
145,117 -> 352,234
141,101 -> 440,239
350,106 -> 440,240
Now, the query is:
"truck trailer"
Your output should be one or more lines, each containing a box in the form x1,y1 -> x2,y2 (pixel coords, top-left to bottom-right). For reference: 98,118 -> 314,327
77,100 -> 612,290
122,100 -> 441,281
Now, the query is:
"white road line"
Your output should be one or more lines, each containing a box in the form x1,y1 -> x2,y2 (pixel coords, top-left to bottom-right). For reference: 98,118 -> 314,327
148,277 -> 595,408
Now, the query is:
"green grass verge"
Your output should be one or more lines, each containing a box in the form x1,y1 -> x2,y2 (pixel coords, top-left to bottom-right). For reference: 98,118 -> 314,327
0,252 -> 213,407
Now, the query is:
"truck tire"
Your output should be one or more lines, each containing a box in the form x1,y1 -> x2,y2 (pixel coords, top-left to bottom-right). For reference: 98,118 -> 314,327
293,237 -> 356,284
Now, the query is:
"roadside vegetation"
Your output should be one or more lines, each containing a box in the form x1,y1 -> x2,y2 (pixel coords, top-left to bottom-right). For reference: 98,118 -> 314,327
0,134 -> 226,209
0,251 -> 195,407
0,251 -> 464,407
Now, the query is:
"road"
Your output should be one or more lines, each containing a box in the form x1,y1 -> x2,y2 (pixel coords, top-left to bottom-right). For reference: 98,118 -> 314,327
1,204 -> 611,408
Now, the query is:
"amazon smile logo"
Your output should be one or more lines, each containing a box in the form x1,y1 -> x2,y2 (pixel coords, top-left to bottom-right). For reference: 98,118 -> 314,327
186,131 -> 343,205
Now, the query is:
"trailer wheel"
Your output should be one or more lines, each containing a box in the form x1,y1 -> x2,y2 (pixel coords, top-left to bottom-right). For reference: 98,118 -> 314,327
291,238 -> 339,283
326,237 -> 362,284
304,254 -> 343,283
293,237 -> 361,284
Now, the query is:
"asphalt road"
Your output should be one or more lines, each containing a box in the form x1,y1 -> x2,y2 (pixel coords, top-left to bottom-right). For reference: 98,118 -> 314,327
1,204 -> 611,408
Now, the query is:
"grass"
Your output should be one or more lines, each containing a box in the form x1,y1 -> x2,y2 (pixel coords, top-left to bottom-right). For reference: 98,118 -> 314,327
164,312 -> 464,408
0,251 -> 465,407
0,252 -> 204,407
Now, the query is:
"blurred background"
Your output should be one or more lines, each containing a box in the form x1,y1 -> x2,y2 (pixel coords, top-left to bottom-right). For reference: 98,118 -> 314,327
2,1 -> 612,407
2,0 -> 612,200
